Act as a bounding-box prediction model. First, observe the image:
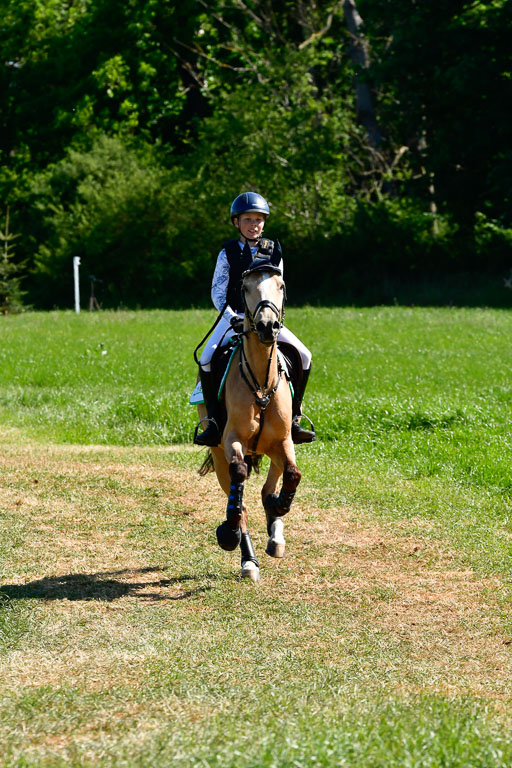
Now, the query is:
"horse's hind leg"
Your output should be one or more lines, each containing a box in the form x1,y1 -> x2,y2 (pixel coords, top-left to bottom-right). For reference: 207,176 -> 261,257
213,444 -> 260,582
262,449 -> 302,559
240,530 -> 260,582
265,510 -> 286,559
261,461 -> 285,558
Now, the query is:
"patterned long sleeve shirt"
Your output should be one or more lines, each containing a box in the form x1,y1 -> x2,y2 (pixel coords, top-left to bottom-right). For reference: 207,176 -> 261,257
211,242 -> 283,323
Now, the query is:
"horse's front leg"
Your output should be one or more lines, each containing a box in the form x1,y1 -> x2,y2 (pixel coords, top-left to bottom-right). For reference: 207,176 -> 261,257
262,442 -> 302,558
215,437 -> 245,551
225,435 -> 247,528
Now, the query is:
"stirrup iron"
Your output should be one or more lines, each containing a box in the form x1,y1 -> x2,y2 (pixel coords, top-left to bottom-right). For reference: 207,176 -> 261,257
193,415 -> 220,445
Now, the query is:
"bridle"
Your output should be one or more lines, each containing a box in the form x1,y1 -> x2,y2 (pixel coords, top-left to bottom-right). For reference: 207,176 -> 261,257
243,297 -> 285,334
238,272 -> 287,453
241,262 -> 286,332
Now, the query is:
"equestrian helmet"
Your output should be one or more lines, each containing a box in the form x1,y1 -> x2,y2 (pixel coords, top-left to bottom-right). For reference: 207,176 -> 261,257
230,192 -> 270,221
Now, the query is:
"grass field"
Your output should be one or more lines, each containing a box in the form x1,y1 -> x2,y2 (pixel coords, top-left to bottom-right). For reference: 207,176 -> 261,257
1,308 -> 512,766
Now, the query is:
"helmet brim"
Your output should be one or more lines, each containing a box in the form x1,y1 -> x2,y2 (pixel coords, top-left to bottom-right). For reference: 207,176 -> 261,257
232,208 -> 268,220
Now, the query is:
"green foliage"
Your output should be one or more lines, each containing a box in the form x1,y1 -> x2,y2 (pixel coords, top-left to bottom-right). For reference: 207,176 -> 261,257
363,0 -> 512,227
29,136 -> 209,308
190,47 -> 358,243
0,0 -> 188,161
1,0 -> 511,307
474,212 -> 512,270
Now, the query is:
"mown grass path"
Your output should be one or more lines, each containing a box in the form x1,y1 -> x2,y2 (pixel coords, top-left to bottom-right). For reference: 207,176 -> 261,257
1,432 -> 512,766
1,309 -> 512,765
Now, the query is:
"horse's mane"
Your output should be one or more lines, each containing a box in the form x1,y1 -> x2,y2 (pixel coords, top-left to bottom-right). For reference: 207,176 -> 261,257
198,451 -> 262,477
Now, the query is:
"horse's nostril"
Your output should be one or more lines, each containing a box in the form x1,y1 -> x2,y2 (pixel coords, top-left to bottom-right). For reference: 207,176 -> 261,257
257,320 -> 274,335
272,320 -> 280,330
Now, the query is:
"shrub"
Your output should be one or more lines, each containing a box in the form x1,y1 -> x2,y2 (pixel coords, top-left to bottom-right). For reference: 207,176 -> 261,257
30,136 -> 209,308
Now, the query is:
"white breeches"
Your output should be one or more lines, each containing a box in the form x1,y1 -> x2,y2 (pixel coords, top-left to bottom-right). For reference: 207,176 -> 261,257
278,325 -> 312,369
199,314 -> 312,372
199,316 -> 234,371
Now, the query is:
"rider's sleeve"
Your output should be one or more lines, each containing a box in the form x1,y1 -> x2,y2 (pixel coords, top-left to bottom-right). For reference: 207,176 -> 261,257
211,249 -> 238,322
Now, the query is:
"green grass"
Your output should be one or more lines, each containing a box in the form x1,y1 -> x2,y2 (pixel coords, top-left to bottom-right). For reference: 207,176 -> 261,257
1,308 -> 512,766
0,309 -> 201,444
2,307 -> 512,488
2,307 -> 512,571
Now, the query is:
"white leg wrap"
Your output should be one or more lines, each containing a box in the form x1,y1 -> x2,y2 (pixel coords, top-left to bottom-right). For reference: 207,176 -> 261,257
266,518 -> 286,559
241,561 -> 260,582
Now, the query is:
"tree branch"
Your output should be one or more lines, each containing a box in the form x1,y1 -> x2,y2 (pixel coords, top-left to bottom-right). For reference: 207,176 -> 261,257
299,1 -> 343,50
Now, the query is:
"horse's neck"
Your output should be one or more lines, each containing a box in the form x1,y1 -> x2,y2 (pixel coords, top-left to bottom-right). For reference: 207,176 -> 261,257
242,333 -> 278,385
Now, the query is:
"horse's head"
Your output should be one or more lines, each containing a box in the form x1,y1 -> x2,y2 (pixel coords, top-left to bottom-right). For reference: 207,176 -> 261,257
242,259 -> 286,346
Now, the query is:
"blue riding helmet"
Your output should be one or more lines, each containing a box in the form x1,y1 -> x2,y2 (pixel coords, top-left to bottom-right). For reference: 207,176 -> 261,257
230,192 -> 270,221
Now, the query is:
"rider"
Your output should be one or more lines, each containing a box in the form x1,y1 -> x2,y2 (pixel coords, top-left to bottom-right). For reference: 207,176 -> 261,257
194,191 -> 316,447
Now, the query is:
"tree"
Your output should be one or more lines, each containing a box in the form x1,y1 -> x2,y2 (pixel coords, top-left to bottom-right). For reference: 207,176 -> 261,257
360,0 -> 512,235
1,0 -> 511,307
0,207 -> 25,314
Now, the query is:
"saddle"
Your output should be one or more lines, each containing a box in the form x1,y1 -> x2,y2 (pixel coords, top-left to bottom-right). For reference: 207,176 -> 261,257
207,338 -> 301,432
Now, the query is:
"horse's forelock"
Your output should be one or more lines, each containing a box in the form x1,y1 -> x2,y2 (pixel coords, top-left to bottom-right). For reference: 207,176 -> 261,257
244,271 -> 282,294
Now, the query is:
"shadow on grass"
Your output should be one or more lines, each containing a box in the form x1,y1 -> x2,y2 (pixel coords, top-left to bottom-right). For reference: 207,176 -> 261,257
0,567 -> 221,602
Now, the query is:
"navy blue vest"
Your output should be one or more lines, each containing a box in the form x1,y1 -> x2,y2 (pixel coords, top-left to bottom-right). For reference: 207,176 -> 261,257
224,238 -> 281,312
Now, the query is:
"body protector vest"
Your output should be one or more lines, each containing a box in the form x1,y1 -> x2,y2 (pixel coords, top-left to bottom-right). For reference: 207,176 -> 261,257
224,238 -> 282,313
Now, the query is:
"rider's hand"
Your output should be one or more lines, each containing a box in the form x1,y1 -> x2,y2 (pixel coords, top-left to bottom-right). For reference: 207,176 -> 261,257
230,316 -> 244,335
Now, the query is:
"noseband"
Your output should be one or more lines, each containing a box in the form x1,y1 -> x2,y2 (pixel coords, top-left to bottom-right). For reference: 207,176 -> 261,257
243,297 -> 285,334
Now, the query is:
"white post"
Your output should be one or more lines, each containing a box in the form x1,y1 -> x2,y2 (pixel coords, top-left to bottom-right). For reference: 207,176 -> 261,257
73,256 -> 81,313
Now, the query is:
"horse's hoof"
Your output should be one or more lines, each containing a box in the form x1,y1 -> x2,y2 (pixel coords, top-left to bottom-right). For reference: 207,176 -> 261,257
216,521 -> 241,551
241,561 -> 260,582
265,518 -> 285,558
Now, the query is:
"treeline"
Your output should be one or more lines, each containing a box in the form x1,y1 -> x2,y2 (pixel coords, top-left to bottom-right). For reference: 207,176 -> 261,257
1,0 -> 511,309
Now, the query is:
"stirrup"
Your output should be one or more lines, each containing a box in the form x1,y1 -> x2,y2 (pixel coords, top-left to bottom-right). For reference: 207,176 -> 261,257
291,413 -> 316,444
193,416 -> 221,446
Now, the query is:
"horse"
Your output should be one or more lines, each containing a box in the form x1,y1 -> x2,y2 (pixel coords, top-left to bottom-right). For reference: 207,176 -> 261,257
197,259 -> 302,582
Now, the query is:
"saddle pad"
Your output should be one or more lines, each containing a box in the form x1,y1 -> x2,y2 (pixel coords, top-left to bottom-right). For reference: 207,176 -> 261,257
189,343 -> 240,406
189,379 -> 204,405
189,346 -> 293,405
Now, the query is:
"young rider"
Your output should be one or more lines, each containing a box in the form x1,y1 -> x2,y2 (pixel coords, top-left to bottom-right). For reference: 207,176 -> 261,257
194,191 -> 315,447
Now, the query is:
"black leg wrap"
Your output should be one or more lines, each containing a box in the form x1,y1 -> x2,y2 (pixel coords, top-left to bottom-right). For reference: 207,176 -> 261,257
226,482 -> 244,523
264,493 -> 279,519
216,521 -> 241,551
240,532 -> 259,567
265,512 -> 279,537
277,488 -> 296,514
264,489 -> 295,518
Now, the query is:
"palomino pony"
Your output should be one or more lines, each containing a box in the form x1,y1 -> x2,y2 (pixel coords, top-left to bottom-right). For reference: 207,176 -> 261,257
197,259 -> 301,582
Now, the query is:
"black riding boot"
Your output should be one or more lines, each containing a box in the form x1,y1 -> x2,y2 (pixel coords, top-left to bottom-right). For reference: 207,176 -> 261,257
291,366 -> 316,444
194,369 -> 221,447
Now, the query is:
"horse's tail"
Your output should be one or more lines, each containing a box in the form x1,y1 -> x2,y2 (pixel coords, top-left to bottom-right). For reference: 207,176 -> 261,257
245,454 -> 263,477
198,450 -> 215,476
198,450 -> 262,477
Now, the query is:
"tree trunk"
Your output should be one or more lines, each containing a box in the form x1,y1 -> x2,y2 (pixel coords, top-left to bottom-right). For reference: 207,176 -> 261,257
342,0 -> 382,147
